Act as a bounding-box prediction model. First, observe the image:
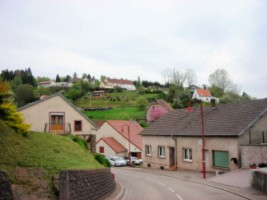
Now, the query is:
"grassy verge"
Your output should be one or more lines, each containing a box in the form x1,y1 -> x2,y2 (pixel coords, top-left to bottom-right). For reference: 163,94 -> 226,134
84,107 -> 146,120
0,120 -> 103,181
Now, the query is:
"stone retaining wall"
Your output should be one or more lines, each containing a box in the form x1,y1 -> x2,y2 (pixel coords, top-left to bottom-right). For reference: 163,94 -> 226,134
59,168 -> 115,200
252,170 -> 267,194
240,144 -> 267,168
0,171 -> 14,200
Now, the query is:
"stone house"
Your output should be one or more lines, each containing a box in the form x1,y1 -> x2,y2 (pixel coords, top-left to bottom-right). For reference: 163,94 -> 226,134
96,120 -> 143,158
140,98 -> 267,172
18,93 -> 97,137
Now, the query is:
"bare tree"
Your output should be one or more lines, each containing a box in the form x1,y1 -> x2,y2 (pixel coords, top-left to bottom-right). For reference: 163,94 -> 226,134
208,69 -> 233,92
184,69 -> 197,86
162,68 -> 187,88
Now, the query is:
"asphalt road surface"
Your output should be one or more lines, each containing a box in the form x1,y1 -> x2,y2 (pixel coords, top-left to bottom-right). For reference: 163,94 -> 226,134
112,168 -> 248,200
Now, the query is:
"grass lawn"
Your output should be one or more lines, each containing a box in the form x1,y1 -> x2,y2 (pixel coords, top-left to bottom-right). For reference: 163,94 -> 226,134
84,106 -> 146,120
75,91 -> 160,108
0,120 -> 103,181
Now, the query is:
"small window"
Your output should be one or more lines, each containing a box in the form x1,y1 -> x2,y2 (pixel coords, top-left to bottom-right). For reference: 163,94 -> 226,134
74,120 -> 82,131
213,150 -> 229,168
158,146 -> 165,158
183,148 -> 192,161
145,145 -> 152,156
99,146 -> 104,153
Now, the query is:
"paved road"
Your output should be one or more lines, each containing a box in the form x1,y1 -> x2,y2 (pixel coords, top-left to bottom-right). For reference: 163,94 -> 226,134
112,168 -> 249,200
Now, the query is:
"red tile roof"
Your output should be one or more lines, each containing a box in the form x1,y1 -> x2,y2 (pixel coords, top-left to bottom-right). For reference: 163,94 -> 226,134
106,120 -> 143,150
196,89 -> 212,97
100,137 -> 127,153
107,78 -> 134,85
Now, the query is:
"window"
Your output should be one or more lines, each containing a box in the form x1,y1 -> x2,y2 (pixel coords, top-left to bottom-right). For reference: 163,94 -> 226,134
99,146 -> 104,153
145,145 -> 152,156
213,150 -> 229,168
183,148 -> 192,161
158,146 -> 165,158
74,120 -> 82,131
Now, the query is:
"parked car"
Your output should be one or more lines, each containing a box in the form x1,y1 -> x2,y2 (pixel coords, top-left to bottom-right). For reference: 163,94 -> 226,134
126,156 -> 143,165
110,156 -> 127,167
104,155 -> 115,166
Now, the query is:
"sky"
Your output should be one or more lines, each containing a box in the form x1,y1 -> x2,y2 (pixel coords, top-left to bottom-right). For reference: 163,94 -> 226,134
0,0 -> 267,98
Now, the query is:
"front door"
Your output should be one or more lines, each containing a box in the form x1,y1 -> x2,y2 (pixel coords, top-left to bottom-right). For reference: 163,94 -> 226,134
50,113 -> 64,133
169,147 -> 175,166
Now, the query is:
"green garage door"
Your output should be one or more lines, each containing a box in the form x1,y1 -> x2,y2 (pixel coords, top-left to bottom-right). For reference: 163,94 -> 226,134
213,151 -> 229,168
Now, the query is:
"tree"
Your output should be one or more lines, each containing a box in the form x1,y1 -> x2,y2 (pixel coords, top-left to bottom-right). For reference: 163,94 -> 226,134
208,69 -> 232,92
162,68 -> 195,88
11,76 -> 23,90
136,96 -> 148,110
184,69 -> 197,86
56,74 -> 61,82
0,81 -> 30,136
14,84 -> 36,107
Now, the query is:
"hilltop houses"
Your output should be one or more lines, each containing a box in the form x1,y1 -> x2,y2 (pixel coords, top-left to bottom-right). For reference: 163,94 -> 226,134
100,78 -> 136,91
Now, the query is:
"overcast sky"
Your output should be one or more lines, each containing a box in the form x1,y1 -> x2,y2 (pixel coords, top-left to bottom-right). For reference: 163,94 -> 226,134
0,0 -> 266,98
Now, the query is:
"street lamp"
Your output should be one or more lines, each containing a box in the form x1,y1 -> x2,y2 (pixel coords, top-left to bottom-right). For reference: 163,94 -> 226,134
188,100 -> 206,179
122,124 -> 131,166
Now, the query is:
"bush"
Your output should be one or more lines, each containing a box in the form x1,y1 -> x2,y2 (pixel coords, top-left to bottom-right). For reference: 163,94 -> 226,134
66,135 -> 88,149
94,153 -> 111,167
258,163 -> 267,168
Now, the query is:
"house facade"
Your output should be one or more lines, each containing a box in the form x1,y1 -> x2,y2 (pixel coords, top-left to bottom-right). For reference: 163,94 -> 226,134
96,120 -> 143,158
100,78 -> 136,91
18,93 -> 97,136
141,98 -> 267,172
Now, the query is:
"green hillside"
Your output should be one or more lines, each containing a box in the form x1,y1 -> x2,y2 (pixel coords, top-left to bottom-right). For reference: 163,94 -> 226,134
0,120 -> 103,181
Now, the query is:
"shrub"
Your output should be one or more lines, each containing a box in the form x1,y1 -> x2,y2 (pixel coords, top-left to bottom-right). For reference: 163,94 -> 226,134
258,163 -> 267,168
66,135 -> 88,149
94,153 -> 111,167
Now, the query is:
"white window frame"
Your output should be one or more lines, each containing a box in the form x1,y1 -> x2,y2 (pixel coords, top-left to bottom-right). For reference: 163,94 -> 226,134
145,145 -> 152,156
183,148 -> 192,162
158,146 -> 165,158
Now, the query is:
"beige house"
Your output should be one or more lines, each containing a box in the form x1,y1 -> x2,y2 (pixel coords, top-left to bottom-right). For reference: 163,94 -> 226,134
141,98 -> 267,172
18,93 -> 97,136
100,78 -> 136,91
96,120 -> 143,158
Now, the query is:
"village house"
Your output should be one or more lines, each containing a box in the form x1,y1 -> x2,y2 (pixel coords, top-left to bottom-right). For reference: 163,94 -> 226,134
37,81 -> 73,88
100,78 -> 136,91
96,120 -> 143,158
18,93 -> 98,137
140,98 -> 267,172
192,88 -> 219,103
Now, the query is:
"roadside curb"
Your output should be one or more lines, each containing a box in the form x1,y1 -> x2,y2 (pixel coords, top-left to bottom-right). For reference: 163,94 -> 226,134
105,181 -> 127,200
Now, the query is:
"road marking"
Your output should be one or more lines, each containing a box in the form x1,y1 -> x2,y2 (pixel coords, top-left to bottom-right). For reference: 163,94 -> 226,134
157,182 -> 165,186
168,187 -> 175,193
176,194 -> 184,200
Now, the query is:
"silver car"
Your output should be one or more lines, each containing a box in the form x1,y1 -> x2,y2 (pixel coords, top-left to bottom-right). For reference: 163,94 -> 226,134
110,156 -> 127,167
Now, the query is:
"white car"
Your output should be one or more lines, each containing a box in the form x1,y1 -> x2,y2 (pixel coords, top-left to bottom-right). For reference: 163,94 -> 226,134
110,156 -> 127,167
127,156 -> 143,165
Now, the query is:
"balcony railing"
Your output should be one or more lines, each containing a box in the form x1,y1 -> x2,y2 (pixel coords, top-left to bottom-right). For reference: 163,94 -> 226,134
44,123 -> 71,134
